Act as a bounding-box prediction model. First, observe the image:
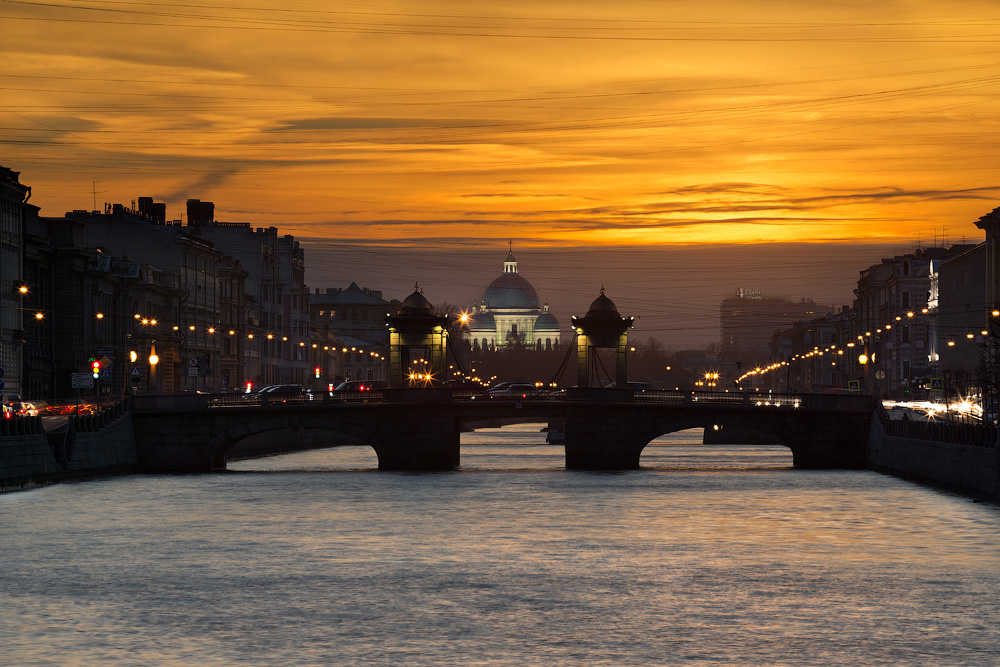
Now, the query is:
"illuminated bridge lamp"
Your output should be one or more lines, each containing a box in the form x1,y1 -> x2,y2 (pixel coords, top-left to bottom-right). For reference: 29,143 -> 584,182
858,354 -> 868,365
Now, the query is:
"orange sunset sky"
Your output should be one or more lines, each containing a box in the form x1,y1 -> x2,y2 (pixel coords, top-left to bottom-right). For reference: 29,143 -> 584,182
3,0 -> 1000,250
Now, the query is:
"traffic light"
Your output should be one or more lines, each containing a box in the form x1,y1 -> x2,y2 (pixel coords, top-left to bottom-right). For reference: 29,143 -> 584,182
245,381 -> 253,394
91,360 -> 101,379
314,366 -> 321,378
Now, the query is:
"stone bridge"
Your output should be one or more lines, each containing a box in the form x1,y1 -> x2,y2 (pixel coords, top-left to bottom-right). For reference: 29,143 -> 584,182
129,389 -> 874,472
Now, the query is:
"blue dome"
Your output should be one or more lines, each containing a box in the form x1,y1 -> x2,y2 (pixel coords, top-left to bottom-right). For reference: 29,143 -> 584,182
483,273 -> 540,310
469,311 -> 496,331
534,311 -> 560,331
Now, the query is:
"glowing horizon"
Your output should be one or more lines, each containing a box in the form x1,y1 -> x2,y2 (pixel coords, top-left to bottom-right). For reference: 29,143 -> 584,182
3,1 -> 1000,246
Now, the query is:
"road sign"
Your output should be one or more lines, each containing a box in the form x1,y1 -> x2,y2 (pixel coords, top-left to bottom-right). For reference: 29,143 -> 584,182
130,367 -> 141,378
188,367 -> 199,377
100,369 -> 111,380
847,380 -> 860,392
875,370 -> 886,380
72,373 -> 93,389
0,380 -> 5,392
100,356 -> 112,368
97,348 -> 114,355
930,378 -> 944,391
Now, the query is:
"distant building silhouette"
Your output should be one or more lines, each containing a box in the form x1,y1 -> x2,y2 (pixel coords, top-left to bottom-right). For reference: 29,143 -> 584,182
720,290 -> 831,365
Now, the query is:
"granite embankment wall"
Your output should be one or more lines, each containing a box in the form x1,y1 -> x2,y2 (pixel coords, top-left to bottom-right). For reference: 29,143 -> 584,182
0,401 -> 137,492
867,408 -> 998,501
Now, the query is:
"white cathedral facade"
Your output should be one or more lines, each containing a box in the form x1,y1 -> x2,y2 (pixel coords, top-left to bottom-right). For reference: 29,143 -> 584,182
463,249 -> 561,351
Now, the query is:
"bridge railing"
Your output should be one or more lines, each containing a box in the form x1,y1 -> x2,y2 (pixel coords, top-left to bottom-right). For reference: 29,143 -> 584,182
204,392 -> 385,407
633,390 -> 799,407
138,388 -> 876,412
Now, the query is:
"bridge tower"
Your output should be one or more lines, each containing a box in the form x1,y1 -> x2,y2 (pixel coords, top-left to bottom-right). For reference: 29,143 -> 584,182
385,285 -> 454,388
571,288 -> 635,387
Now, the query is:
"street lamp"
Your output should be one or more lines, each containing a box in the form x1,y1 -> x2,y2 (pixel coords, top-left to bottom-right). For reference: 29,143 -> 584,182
148,342 -> 159,394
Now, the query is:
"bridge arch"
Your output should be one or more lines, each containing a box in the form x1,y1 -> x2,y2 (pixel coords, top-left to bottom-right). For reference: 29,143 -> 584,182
633,412 -> 806,465
208,414 -> 385,470
638,413 -> 796,448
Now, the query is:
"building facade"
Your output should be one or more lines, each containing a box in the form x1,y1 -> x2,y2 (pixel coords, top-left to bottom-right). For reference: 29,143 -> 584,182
1,167 -> 30,403
464,249 -> 561,351
310,283 -> 392,384
189,216 -> 311,388
852,246 -> 971,398
720,289 -> 831,365
61,203 -> 238,393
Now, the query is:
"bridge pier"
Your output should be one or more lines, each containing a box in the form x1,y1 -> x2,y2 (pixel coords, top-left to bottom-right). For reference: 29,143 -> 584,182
371,403 -> 461,471
563,403 -> 644,470
783,416 -> 870,469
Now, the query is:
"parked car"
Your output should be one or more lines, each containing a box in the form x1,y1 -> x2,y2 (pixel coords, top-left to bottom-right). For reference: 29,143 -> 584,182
333,380 -> 387,392
505,384 -> 539,399
487,382 -> 511,398
259,384 -> 308,402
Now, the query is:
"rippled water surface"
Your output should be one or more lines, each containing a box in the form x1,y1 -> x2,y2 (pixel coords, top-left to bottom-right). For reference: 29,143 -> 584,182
3,425 -> 999,666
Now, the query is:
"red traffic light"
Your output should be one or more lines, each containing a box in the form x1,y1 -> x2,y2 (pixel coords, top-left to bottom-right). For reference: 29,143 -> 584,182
314,367 -> 321,378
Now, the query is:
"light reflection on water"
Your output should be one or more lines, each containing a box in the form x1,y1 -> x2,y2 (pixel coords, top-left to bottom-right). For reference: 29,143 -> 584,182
3,424 -> 999,666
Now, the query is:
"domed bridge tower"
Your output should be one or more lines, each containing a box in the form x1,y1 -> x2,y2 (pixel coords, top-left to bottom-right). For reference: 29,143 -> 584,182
385,286 -> 454,388
571,288 -> 635,388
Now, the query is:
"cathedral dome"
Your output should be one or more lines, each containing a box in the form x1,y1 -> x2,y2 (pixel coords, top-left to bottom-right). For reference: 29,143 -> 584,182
469,310 -> 496,331
483,273 -> 540,310
534,311 -> 560,331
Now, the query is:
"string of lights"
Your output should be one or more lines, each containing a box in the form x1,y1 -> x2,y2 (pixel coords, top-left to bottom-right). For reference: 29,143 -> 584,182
735,305 -> 998,395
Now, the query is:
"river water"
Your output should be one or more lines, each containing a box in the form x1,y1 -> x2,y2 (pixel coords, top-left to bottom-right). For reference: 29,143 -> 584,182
3,425 -> 999,666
